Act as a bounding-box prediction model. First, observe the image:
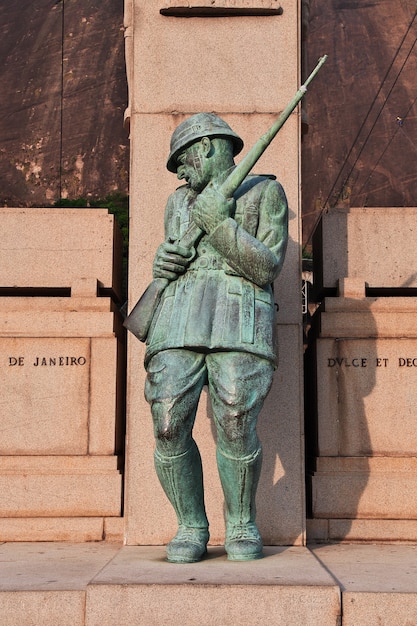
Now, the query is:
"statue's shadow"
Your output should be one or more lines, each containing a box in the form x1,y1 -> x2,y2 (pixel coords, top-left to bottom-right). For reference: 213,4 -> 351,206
204,231 -> 304,546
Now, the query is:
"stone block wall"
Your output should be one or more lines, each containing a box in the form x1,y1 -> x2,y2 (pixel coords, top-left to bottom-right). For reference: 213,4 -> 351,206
0,208 -> 125,542
306,207 -> 417,542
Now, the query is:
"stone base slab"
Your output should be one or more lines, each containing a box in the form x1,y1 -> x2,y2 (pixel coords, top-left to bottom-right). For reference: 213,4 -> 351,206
0,542 -> 121,626
311,457 -> 417,520
0,456 -> 122,518
0,517 -> 124,542
0,543 -> 340,626
307,518 -> 417,543
85,545 -> 340,626
4,543 -> 417,625
311,544 -> 417,626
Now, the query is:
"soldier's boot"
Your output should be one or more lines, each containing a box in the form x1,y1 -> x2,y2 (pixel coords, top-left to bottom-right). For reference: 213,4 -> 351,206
217,446 -> 263,561
154,441 -> 209,563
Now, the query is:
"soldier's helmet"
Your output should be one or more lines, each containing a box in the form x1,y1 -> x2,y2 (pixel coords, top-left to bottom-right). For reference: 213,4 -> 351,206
167,112 -> 244,172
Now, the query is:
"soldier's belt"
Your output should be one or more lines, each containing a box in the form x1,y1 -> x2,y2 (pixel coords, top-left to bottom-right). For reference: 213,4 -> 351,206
187,256 -> 230,271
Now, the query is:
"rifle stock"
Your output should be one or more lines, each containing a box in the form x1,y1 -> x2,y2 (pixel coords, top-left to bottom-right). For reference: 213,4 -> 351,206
124,55 -> 327,341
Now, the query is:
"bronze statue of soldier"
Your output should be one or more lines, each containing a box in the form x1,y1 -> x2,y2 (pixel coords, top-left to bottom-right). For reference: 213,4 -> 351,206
124,57 -> 326,564
141,113 -> 288,563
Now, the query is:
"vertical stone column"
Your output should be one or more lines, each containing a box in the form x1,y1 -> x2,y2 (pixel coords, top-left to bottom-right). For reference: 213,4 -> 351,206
125,0 -> 304,546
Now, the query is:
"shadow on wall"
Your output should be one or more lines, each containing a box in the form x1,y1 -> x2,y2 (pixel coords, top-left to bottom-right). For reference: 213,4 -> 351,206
304,222 -> 378,541
205,233 -> 305,547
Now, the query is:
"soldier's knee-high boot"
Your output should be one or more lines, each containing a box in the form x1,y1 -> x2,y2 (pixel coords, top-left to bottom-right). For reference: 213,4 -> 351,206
216,446 -> 263,561
154,441 -> 209,563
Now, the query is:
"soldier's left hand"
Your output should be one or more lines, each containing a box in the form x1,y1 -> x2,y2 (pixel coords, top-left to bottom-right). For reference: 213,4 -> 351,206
192,187 -> 235,235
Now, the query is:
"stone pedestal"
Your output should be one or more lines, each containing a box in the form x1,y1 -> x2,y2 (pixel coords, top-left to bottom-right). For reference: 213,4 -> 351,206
0,208 -> 125,542
307,207 -> 417,542
125,0 -> 305,546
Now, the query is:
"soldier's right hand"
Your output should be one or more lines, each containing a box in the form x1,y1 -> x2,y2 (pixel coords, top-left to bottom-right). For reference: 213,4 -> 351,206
153,241 -> 193,280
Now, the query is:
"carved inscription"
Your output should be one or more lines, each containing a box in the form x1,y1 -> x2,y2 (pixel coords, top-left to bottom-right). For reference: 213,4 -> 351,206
327,357 -> 368,368
399,358 -> 417,367
327,357 -> 417,368
8,355 -> 87,367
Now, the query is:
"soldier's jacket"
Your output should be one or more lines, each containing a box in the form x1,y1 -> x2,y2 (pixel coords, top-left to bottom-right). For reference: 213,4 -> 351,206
145,172 -> 288,367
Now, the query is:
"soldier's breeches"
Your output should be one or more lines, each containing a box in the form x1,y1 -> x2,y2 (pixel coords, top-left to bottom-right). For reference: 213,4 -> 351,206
145,348 -> 274,458
206,351 -> 273,457
145,349 -> 207,456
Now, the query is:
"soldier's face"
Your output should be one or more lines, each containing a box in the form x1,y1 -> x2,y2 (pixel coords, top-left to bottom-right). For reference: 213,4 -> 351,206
176,141 -> 211,192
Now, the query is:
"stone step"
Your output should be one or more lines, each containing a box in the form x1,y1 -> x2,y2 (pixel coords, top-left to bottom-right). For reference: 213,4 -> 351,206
1,542 -> 417,625
311,543 -> 417,625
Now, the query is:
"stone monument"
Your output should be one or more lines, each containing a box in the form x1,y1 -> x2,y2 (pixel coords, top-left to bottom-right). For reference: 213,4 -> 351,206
124,0 -> 306,549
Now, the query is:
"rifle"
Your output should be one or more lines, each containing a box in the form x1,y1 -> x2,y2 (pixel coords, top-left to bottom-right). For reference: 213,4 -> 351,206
124,55 -> 327,341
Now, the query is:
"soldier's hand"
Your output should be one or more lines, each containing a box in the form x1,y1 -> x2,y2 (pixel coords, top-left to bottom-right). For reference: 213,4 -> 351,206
153,241 -> 193,280
192,187 -> 235,234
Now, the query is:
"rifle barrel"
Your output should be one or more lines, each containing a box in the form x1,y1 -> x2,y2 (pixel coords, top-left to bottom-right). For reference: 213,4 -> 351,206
221,55 -> 328,198
177,55 -> 327,250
